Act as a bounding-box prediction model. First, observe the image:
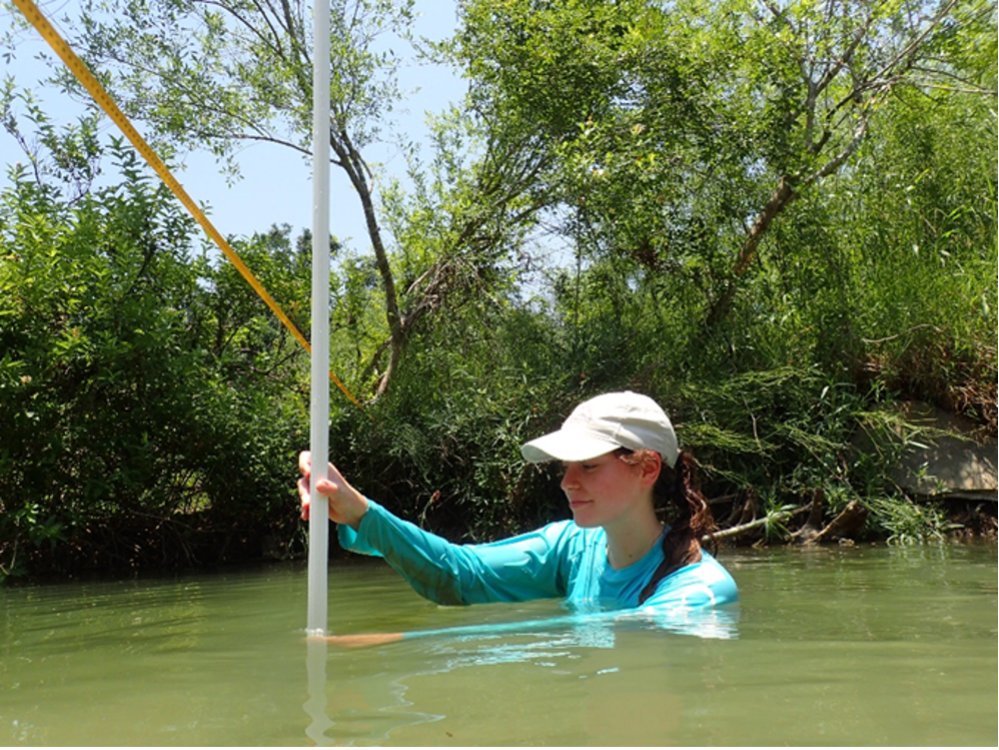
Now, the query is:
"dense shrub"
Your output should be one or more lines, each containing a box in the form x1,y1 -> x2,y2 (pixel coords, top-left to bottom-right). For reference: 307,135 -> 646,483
0,154 -> 309,579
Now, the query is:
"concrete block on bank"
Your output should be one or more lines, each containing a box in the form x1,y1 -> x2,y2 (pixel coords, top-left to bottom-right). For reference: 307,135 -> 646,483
875,401 -> 997,501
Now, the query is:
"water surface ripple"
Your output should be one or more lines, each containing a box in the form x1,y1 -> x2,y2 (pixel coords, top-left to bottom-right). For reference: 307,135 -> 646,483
1,543 -> 995,745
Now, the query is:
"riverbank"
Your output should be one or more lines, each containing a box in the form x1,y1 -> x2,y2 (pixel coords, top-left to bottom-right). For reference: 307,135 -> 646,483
5,389 -> 997,583
5,490 -> 995,586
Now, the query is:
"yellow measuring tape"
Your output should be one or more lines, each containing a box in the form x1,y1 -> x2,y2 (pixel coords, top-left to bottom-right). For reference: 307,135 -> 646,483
12,0 -> 364,411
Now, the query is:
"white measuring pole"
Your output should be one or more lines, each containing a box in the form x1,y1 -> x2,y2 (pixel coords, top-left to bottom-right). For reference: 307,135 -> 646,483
307,0 -> 332,636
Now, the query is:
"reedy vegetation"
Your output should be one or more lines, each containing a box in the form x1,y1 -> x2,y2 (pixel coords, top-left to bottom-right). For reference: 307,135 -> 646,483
0,0 -> 995,578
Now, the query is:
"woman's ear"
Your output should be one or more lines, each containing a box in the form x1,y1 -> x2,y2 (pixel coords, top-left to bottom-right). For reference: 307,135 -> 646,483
639,450 -> 662,488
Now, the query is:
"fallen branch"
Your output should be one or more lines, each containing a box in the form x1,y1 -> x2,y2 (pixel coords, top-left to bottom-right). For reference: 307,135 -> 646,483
810,500 -> 868,543
791,489 -> 826,544
709,502 -> 812,543
724,490 -> 760,528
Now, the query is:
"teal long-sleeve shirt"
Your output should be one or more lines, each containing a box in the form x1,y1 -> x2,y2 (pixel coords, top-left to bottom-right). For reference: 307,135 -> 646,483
338,500 -> 738,613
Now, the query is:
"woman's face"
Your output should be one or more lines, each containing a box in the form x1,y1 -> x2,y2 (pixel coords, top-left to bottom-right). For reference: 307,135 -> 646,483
560,450 -> 660,530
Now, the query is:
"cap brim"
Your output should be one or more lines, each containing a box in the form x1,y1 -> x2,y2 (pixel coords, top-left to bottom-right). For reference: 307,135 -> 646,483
520,431 -> 622,463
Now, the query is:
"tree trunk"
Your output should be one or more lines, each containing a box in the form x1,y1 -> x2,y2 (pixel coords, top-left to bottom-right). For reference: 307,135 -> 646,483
331,130 -> 404,398
705,175 -> 797,328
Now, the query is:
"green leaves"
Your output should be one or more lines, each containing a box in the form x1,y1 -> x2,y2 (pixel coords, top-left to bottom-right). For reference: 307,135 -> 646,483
454,0 -> 981,327
1,80 -> 104,199
0,152 -> 311,577
60,0 -> 419,174
2,0 -> 992,564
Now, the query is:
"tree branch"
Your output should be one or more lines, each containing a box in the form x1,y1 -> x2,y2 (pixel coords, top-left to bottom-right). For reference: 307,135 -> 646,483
709,503 -> 811,542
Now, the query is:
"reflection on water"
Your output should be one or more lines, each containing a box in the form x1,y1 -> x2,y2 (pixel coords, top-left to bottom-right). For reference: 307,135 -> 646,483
1,544 -> 996,746
310,606 -> 739,745
397,600 -> 740,643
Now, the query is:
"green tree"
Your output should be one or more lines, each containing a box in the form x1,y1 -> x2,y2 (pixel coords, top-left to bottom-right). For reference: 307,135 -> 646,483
20,0 -> 553,397
0,145 -> 311,578
45,0 -> 413,394
3,0 -> 993,556
1,79 -> 104,201
452,0 -> 987,326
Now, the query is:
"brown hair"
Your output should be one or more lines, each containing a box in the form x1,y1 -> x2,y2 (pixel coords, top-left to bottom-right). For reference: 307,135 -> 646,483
624,449 -> 717,604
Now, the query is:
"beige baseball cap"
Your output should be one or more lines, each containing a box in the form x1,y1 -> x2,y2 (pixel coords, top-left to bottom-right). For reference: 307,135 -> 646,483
521,391 -> 679,467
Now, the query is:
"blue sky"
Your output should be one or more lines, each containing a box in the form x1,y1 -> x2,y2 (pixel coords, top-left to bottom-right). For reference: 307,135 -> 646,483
1,1 -> 465,251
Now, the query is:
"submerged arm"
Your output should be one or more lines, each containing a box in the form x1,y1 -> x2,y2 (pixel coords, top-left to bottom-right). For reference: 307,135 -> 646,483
314,602 -> 740,648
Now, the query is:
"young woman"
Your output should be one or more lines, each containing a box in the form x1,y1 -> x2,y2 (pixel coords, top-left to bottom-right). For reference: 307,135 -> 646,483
298,391 -> 737,614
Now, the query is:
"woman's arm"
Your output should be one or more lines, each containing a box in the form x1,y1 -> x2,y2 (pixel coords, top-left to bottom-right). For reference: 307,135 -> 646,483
339,500 -> 575,606
299,451 -> 575,606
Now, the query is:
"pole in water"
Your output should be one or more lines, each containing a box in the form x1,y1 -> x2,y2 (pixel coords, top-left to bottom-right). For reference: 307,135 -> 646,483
307,0 -> 332,637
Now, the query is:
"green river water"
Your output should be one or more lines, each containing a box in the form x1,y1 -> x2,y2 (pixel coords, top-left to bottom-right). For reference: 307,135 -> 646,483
1,543 -> 995,746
